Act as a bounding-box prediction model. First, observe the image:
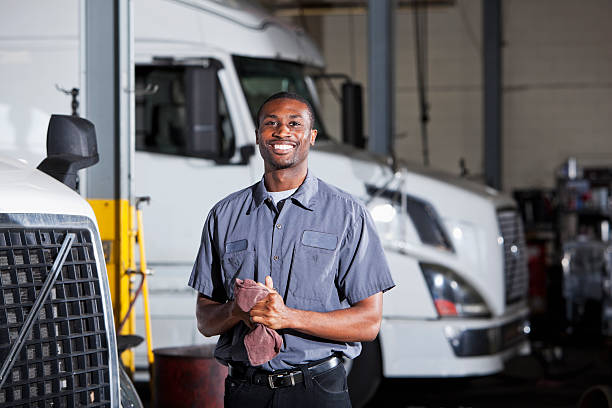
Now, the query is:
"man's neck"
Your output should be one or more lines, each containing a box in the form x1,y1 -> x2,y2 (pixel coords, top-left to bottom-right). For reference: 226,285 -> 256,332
263,166 -> 307,192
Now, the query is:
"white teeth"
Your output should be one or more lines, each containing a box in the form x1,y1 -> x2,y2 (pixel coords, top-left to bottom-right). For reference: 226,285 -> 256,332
273,144 -> 293,150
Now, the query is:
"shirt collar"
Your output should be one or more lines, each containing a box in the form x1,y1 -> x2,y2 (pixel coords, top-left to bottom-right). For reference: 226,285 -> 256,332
290,171 -> 317,210
251,177 -> 270,210
249,171 -> 318,213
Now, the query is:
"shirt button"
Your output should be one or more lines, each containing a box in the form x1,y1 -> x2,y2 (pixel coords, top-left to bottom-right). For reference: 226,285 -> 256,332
273,255 -> 279,261
276,223 -> 282,229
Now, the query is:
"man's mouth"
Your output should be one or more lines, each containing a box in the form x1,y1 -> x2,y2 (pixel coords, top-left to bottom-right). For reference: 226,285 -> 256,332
268,142 -> 297,154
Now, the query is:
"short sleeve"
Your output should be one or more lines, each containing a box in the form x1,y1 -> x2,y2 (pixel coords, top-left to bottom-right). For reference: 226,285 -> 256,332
337,208 -> 395,305
188,210 -> 227,303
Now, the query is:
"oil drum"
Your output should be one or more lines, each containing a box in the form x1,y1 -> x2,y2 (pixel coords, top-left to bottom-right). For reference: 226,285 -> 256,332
153,344 -> 227,408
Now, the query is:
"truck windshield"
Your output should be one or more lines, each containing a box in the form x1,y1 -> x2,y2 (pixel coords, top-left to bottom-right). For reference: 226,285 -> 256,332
233,56 -> 330,140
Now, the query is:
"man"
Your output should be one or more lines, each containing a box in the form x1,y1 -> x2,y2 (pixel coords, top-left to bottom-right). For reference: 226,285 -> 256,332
189,92 -> 394,407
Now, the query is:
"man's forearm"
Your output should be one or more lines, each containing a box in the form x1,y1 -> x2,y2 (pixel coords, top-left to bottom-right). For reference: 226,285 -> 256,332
196,294 -> 249,337
286,300 -> 380,342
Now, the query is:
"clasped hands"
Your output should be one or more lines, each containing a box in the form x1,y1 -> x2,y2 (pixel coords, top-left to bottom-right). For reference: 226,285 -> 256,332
234,276 -> 292,330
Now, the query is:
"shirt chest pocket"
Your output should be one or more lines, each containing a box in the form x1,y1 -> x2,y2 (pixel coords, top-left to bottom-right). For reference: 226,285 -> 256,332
288,231 -> 338,312
222,240 -> 255,299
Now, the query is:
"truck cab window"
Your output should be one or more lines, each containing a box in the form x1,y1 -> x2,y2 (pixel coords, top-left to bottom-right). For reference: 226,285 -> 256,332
135,65 -> 235,160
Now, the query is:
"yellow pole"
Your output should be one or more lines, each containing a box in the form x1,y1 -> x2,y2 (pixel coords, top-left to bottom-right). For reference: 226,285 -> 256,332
136,207 -> 155,366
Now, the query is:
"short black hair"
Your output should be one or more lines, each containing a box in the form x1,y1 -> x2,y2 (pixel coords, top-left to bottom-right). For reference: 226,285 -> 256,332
256,92 -> 315,129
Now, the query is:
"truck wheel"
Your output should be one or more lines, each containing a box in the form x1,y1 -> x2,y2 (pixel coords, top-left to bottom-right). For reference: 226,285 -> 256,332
347,337 -> 382,408
578,385 -> 612,408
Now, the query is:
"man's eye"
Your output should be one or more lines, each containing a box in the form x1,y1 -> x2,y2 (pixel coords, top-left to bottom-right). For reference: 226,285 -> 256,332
265,121 -> 277,126
289,121 -> 302,127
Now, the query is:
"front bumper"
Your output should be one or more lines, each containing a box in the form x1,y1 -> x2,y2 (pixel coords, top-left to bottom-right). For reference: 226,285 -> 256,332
379,308 -> 530,378
445,316 -> 530,357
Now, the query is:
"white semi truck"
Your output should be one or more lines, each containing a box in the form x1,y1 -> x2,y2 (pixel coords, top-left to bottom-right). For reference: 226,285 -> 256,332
0,115 -> 141,407
0,0 -> 530,405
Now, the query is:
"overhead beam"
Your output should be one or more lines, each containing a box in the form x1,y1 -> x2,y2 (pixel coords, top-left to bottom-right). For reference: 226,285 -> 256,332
368,0 -> 396,157
273,1 -> 454,16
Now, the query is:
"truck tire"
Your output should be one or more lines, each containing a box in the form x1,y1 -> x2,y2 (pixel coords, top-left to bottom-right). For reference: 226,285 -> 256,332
347,337 -> 383,408
578,385 -> 612,408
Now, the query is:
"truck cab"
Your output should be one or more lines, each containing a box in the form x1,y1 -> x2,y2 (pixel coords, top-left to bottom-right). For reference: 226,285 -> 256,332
132,0 -> 530,390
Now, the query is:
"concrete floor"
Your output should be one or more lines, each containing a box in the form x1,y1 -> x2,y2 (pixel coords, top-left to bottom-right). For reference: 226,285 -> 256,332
365,344 -> 612,408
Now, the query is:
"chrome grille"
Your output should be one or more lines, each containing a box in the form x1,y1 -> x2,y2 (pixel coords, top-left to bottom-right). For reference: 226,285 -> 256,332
497,210 -> 529,305
0,228 -> 110,407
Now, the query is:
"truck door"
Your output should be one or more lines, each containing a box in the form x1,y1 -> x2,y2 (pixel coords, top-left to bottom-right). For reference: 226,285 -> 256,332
132,60 -> 254,364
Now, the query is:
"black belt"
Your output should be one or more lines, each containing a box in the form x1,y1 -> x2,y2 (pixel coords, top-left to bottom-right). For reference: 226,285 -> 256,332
228,356 -> 342,389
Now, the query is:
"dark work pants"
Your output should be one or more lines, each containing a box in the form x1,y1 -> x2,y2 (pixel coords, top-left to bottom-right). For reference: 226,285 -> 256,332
224,363 -> 352,408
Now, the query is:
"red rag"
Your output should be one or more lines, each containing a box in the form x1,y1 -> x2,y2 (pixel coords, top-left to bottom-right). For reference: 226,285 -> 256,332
234,279 -> 283,366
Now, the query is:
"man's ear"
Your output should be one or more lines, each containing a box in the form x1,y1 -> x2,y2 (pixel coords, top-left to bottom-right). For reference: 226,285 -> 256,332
255,129 -> 259,145
310,128 -> 318,145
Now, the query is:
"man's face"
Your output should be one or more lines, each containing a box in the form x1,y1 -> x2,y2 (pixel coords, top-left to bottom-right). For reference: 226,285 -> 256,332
256,98 -> 317,171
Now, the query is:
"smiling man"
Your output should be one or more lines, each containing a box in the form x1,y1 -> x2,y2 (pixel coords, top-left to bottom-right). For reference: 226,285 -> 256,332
189,92 -> 395,407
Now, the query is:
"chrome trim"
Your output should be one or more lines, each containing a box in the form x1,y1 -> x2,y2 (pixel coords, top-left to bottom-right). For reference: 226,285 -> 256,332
497,210 -> 529,305
0,213 -> 120,407
120,363 -> 144,408
444,317 -> 530,357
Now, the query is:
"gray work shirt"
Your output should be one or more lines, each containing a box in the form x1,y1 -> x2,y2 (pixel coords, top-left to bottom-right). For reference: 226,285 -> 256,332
188,171 -> 395,371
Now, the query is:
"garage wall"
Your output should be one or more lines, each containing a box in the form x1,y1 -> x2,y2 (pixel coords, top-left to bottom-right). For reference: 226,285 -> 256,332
301,0 -> 612,192
503,0 -> 612,190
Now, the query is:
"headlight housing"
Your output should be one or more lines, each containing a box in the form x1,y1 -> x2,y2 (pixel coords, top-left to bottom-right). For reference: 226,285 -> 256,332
366,185 -> 453,252
421,263 -> 491,318
367,196 -> 406,248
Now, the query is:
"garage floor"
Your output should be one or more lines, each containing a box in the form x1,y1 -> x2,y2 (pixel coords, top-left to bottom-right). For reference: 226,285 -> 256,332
365,343 -> 612,408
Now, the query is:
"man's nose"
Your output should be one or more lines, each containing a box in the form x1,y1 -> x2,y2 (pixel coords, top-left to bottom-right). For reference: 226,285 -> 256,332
275,123 -> 291,137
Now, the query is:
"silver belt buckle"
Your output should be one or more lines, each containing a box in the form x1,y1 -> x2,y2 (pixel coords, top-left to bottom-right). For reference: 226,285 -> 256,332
268,372 -> 296,389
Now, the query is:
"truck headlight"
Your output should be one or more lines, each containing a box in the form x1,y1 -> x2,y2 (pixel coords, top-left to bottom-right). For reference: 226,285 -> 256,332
421,263 -> 491,318
366,187 -> 453,252
369,201 -> 396,223
368,197 -> 405,244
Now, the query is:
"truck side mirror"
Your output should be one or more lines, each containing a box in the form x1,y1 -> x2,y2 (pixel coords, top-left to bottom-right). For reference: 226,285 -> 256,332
239,144 -> 256,164
37,114 -> 99,190
342,82 -> 366,149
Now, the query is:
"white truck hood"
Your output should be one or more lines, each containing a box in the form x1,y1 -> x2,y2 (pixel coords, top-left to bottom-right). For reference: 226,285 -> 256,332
0,156 -> 96,219
312,142 -> 516,211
